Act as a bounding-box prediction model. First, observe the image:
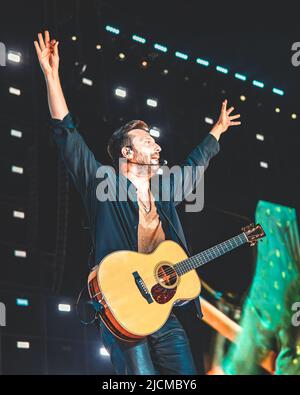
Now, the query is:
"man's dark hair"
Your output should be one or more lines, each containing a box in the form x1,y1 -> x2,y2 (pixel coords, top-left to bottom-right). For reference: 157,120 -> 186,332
107,120 -> 149,166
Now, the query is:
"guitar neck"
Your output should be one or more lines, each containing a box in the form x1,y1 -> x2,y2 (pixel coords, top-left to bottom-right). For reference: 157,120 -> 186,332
174,232 -> 248,276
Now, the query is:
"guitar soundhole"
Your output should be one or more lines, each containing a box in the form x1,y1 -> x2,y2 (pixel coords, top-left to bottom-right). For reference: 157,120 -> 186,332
156,264 -> 178,288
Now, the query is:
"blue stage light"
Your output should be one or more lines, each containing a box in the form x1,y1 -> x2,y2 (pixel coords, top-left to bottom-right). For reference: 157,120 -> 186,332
253,80 -> 264,88
105,25 -> 120,35
196,58 -> 209,67
235,73 -> 247,81
216,66 -> 229,74
132,35 -> 146,44
154,43 -> 168,53
175,51 -> 188,60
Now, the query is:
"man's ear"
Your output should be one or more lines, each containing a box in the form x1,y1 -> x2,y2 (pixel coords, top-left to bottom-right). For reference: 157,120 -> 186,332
121,146 -> 133,159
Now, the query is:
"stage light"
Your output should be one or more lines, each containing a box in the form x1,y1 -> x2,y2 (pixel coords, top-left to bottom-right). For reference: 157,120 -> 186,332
8,51 -> 21,63
13,210 -> 25,219
132,34 -> 146,44
240,95 -> 246,101
115,88 -> 127,98
291,113 -> 297,119
272,88 -> 284,96
205,117 -> 214,125
16,298 -> 29,307
11,165 -> 24,174
9,87 -> 21,96
17,341 -> 30,349
256,133 -> 265,141
58,304 -> 71,312
100,346 -> 110,357
216,66 -> 228,74
14,250 -> 27,258
253,80 -> 264,88
11,129 -> 22,138
71,36 -> 77,41
154,43 -> 168,53
118,52 -> 126,61
146,99 -> 157,108
82,78 -> 93,86
260,161 -> 269,169
105,25 -> 120,35
149,127 -> 160,138
96,44 -> 102,50
162,69 -> 169,75
235,73 -> 247,81
196,58 -> 209,67
275,107 -> 280,113
175,51 -> 188,60
141,60 -> 149,68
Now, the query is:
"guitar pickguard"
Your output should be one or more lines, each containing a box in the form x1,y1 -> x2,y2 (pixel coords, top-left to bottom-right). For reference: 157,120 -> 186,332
151,284 -> 177,304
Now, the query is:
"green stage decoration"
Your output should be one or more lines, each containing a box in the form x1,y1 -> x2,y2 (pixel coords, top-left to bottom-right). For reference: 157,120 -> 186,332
223,200 -> 300,375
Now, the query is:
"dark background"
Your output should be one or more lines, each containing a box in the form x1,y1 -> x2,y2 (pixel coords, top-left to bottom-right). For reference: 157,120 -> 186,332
0,0 -> 299,374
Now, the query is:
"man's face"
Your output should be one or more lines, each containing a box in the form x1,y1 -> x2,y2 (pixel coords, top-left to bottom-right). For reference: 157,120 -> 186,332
127,129 -> 162,166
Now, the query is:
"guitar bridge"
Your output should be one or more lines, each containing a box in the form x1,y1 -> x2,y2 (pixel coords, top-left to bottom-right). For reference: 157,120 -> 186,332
133,271 -> 153,304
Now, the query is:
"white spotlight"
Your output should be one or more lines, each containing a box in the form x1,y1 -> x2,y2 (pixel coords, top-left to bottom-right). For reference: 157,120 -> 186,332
58,304 -> 71,312
149,127 -> 160,138
11,165 -> 24,174
256,133 -> 265,141
14,250 -> 27,258
11,129 -> 22,138
260,161 -> 269,169
17,341 -> 30,349
205,117 -> 214,125
82,78 -> 93,86
100,347 -> 110,357
13,211 -> 25,219
115,88 -> 127,98
8,51 -> 21,63
147,99 -> 157,108
9,87 -> 21,96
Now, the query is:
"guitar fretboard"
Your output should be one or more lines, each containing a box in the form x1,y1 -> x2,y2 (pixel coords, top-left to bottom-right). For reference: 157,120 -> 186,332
174,233 -> 248,276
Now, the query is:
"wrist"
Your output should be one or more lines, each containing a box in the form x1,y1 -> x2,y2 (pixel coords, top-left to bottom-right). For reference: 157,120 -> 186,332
210,124 -> 223,141
44,69 -> 60,83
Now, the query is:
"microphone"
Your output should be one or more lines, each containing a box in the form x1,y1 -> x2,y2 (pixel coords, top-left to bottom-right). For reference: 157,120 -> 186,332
128,159 -> 168,166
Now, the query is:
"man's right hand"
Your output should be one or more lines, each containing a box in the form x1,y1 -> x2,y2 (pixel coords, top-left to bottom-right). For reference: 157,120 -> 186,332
34,30 -> 68,120
34,31 -> 59,78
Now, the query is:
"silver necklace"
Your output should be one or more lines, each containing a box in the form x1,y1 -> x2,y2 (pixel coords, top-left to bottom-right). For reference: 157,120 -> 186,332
138,190 -> 151,213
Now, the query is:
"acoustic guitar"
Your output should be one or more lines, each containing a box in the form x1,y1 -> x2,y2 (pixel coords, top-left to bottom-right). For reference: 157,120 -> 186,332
88,223 -> 265,342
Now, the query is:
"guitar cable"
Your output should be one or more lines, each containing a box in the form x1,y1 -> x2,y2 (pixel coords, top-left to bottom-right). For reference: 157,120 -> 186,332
75,284 -> 100,325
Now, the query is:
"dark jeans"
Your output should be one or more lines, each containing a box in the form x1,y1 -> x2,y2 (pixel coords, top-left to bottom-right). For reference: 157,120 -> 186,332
99,312 -> 198,375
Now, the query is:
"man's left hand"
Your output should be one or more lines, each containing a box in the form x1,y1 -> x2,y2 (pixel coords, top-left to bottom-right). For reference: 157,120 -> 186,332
210,99 -> 241,141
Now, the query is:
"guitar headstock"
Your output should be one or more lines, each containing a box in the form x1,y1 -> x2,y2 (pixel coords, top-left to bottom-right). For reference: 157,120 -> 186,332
242,223 -> 266,246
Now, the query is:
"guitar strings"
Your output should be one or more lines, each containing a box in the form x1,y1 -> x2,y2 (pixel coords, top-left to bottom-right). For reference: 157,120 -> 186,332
134,233 -> 247,284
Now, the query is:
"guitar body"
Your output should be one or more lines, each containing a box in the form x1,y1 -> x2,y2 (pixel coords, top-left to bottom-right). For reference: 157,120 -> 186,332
88,223 -> 265,342
88,240 -> 201,342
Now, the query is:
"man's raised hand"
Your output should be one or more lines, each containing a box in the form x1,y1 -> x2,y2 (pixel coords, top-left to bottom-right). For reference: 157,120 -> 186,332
34,31 -> 59,77
210,99 -> 241,141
